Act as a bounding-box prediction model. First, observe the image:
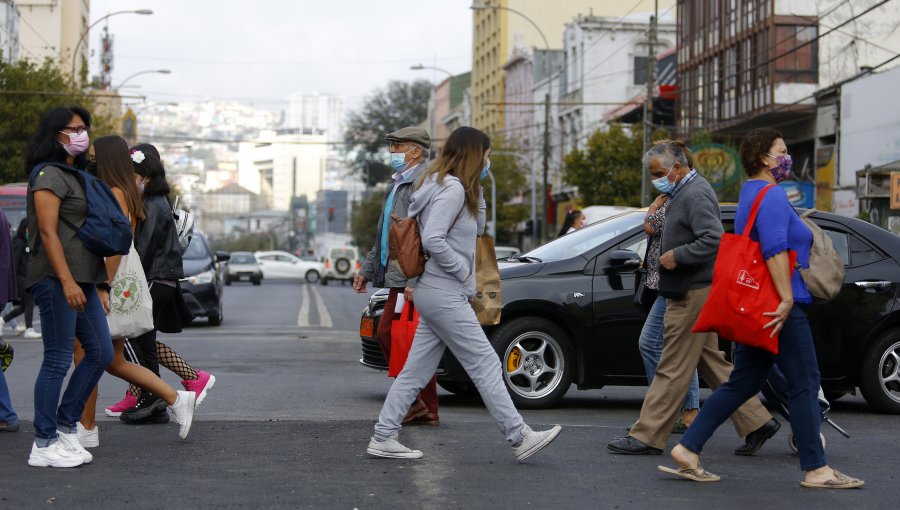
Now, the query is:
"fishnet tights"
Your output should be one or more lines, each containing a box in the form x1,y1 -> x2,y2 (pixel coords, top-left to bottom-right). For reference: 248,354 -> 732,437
128,341 -> 198,396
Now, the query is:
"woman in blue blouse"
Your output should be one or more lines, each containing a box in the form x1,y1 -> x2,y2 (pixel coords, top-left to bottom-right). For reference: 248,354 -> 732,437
659,128 -> 863,488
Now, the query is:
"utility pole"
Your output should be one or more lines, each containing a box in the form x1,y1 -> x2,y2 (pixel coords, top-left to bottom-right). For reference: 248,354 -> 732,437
542,91 -> 550,243
641,1 -> 658,207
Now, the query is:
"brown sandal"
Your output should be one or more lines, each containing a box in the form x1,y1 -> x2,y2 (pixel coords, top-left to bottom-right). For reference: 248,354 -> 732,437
657,464 -> 720,482
800,470 -> 864,489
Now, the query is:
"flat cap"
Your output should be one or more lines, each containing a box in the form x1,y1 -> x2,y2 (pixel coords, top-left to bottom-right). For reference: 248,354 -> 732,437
385,127 -> 431,149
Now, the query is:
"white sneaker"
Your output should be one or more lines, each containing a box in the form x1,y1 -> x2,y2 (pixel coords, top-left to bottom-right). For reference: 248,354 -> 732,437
57,431 -> 92,463
512,424 -> 562,463
366,434 -> 424,459
76,422 -> 100,448
15,322 -> 26,334
168,390 -> 196,440
27,441 -> 85,468
23,328 -> 41,339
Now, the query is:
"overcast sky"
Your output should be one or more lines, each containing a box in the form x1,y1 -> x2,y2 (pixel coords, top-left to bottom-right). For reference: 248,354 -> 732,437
89,0 -> 474,111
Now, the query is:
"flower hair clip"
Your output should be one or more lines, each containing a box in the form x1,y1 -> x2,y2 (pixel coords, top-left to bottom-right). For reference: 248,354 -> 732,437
131,150 -> 145,164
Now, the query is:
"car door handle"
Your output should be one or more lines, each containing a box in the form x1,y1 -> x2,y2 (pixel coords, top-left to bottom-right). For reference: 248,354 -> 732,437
854,280 -> 891,290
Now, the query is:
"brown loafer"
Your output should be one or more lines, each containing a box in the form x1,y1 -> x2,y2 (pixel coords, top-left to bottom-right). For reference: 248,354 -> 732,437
402,400 -> 428,424
406,412 -> 440,426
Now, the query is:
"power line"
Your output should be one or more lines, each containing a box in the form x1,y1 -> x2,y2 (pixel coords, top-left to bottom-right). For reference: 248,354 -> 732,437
113,54 -> 471,67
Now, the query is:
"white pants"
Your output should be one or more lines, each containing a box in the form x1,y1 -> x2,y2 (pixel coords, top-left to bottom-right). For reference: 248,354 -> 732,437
373,281 -> 525,445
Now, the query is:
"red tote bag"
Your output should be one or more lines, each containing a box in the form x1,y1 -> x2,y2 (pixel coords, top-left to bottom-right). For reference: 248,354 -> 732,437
692,184 -> 794,355
388,301 -> 419,377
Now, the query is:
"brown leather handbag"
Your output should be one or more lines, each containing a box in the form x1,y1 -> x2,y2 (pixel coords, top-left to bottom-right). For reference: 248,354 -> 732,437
388,213 -> 427,278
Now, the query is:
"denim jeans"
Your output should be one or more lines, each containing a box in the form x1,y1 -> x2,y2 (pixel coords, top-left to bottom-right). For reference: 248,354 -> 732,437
0,364 -> 17,425
638,294 -> 700,411
680,305 -> 826,471
30,277 -> 113,443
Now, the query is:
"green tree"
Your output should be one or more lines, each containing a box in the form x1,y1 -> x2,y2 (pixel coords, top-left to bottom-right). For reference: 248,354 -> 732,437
350,192 -> 385,254
0,57 -> 117,184
343,80 -> 433,187
563,124 -> 645,206
486,137 -> 529,244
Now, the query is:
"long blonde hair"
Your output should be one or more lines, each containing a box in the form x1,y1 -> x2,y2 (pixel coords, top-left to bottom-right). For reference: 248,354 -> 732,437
416,126 -> 489,216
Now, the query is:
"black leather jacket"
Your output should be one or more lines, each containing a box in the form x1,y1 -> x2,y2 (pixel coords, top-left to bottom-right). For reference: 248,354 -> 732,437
135,194 -> 183,281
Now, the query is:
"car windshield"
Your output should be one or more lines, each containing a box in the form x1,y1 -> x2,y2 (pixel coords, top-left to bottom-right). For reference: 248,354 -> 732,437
230,254 -> 256,264
523,211 -> 645,262
183,237 -> 210,260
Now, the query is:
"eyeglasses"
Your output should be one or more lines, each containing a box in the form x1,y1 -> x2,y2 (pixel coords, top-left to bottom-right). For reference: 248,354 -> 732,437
60,125 -> 89,135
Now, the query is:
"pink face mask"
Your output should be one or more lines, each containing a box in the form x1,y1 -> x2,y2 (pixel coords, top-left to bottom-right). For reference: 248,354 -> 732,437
60,130 -> 90,156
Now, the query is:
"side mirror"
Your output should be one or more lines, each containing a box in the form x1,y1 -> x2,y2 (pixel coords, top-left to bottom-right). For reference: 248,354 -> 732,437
608,249 -> 641,270
215,251 -> 231,263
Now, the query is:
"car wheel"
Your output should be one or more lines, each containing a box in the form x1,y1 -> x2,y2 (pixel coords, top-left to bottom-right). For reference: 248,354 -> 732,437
437,380 -> 479,397
252,278 -> 261,286
224,277 -> 231,286
320,277 -> 329,286
335,258 -> 351,273
859,329 -> 900,414
489,317 -> 574,409
208,304 -> 223,326
305,270 -> 320,284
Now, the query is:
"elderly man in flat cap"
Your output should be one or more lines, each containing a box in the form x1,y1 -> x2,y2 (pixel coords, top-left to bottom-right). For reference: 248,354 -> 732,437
354,127 -> 439,426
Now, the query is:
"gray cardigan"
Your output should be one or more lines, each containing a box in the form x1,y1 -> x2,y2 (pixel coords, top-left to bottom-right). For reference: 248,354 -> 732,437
408,173 -> 485,299
359,162 -> 428,288
658,175 -> 722,297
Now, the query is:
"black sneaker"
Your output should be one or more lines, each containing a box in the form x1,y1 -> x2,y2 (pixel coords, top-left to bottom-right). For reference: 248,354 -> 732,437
120,392 -> 167,424
147,407 -> 171,424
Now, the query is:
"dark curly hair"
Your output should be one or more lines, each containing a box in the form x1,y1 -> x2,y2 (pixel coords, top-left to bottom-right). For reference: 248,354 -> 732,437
739,128 -> 782,177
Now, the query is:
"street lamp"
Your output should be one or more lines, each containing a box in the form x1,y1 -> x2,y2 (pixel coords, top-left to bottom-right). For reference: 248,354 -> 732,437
71,9 -> 154,80
470,1 -> 552,243
410,63 -> 455,80
115,69 -> 171,89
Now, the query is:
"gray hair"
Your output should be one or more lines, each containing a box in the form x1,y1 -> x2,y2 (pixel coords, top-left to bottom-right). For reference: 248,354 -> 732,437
642,140 -> 693,172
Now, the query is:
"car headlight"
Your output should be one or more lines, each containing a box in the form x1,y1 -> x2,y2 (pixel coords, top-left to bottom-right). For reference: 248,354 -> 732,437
188,269 -> 215,285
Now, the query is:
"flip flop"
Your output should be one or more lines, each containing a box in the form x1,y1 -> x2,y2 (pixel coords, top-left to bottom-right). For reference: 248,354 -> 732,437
800,470 -> 864,489
657,464 -> 720,482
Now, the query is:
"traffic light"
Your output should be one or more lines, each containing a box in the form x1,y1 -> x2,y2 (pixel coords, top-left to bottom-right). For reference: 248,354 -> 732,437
328,207 -> 334,221
525,219 -> 534,236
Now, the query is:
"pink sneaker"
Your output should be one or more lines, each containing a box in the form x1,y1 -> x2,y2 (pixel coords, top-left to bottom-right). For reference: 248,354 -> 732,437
182,370 -> 216,408
105,392 -> 138,417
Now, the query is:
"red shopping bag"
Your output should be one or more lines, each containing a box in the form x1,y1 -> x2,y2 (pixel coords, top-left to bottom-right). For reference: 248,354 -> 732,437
388,301 -> 419,377
692,184 -> 795,355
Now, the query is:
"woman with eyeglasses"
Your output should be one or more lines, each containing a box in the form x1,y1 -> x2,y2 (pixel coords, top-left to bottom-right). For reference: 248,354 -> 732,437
23,106 -> 111,468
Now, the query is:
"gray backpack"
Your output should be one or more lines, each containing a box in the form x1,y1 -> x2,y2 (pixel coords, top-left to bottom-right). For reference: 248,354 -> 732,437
798,209 -> 844,300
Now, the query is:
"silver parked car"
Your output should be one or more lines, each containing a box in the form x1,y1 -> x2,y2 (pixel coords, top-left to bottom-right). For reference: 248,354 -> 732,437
224,251 -> 263,286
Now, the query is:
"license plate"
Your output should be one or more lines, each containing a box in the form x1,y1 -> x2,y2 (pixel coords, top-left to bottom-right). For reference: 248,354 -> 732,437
240,275 -> 249,281
360,317 -> 374,338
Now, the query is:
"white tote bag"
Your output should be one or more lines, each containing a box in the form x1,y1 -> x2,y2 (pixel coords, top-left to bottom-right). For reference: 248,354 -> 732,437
107,243 -> 155,338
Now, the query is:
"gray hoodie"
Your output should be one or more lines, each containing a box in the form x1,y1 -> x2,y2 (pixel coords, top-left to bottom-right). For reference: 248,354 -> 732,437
408,173 -> 485,299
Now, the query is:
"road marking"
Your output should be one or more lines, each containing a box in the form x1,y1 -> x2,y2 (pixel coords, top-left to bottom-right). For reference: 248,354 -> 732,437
297,284 -> 333,328
297,284 -> 311,327
311,285 -> 333,328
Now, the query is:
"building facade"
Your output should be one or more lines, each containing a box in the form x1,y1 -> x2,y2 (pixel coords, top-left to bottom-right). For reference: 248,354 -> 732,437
471,0 -> 675,135
237,129 -> 328,211
17,0 -> 89,76
285,91 -> 345,142
0,0 -> 19,63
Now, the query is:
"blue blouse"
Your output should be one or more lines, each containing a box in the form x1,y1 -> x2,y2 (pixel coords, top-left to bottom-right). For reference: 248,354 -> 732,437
734,180 -> 813,305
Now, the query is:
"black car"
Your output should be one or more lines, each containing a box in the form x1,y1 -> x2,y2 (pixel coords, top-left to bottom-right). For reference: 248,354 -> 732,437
360,207 -> 900,414
180,232 -> 230,326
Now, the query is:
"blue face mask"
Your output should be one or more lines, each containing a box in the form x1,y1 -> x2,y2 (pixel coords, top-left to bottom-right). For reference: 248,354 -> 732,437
651,166 -> 675,194
390,152 -> 408,172
480,159 -> 491,180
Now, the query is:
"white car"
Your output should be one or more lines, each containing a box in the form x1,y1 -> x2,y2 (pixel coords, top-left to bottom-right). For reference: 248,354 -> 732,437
254,250 -> 324,283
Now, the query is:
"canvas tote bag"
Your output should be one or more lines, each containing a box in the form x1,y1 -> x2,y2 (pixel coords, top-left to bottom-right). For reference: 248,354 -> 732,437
107,242 -> 155,339
472,234 -> 502,326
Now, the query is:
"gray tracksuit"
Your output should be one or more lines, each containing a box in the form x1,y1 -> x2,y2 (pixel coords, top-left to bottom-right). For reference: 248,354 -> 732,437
373,174 -> 525,445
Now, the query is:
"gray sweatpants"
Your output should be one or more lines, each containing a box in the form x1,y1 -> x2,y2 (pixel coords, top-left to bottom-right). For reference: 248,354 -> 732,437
373,282 -> 525,445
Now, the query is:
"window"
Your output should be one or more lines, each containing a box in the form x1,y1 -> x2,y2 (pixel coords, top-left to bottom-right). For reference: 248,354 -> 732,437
634,55 -> 649,85
825,230 -> 850,265
775,25 -> 818,83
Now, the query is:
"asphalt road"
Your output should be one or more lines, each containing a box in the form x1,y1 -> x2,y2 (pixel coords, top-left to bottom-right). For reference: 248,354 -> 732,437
1,281 -> 898,509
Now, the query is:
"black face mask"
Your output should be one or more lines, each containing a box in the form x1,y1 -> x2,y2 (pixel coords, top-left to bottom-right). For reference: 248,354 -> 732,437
86,161 -> 98,176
